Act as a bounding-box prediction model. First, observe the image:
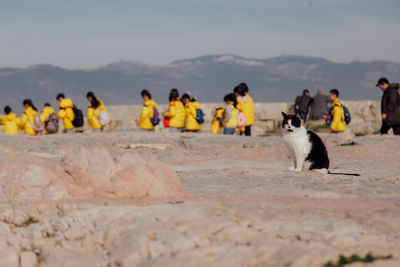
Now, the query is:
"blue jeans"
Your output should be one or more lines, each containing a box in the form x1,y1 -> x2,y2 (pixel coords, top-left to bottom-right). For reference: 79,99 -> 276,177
224,128 -> 235,135
299,113 -> 307,123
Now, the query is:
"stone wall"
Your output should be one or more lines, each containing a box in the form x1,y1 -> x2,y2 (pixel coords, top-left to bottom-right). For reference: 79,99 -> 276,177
0,101 -> 381,135
107,100 -> 382,135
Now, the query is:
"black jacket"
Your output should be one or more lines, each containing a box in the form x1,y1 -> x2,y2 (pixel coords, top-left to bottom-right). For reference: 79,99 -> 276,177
381,83 -> 400,125
294,95 -> 313,114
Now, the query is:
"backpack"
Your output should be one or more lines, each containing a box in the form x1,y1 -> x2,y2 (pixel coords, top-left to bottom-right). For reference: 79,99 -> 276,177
196,108 -> 204,124
45,113 -> 59,133
295,95 -> 311,114
325,105 -> 351,126
343,105 -> 351,125
150,108 -> 160,126
26,113 -> 44,134
72,106 -> 84,127
237,111 -> 246,128
33,114 -> 44,134
98,110 -> 111,126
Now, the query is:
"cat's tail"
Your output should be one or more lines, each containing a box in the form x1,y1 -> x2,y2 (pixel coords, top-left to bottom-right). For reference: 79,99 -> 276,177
328,170 -> 360,176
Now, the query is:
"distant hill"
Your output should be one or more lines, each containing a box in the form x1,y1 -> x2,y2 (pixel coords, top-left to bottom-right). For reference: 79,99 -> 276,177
1,54 -> 399,114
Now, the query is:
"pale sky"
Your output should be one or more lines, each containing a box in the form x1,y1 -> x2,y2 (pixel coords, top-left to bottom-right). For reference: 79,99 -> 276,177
1,0 -> 399,68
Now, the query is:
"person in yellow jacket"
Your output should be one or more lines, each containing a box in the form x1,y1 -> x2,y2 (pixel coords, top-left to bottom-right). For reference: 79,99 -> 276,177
181,93 -> 201,132
223,93 -> 239,135
328,89 -> 346,132
0,106 -> 20,135
56,93 -> 75,133
19,99 -> 39,135
86,92 -> 107,133
139,89 -> 158,131
40,103 -> 57,134
211,107 -> 225,134
40,103 -> 56,122
164,88 -> 185,132
234,83 -> 254,136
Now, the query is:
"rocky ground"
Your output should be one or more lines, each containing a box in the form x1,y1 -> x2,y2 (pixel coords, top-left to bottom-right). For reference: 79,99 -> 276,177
0,131 -> 399,267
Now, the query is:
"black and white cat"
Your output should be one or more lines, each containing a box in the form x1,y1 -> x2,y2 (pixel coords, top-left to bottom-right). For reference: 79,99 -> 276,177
281,112 -> 359,176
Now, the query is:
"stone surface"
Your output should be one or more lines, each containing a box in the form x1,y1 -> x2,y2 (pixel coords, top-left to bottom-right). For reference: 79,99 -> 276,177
20,251 -> 38,267
0,132 -> 399,266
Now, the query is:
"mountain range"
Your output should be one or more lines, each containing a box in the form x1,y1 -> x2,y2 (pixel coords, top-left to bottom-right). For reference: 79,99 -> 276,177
1,54 -> 399,114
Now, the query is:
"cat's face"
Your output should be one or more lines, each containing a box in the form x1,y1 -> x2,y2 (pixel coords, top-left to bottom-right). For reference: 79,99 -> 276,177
281,112 -> 302,133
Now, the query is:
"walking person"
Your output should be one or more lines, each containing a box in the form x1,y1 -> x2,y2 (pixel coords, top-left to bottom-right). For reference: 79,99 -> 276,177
164,88 -> 185,132
86,92 -> 107,133
328,89 -> 346,133
56,93 -> 75,133
311,88 -> 330,120
0,106 -> 20,135
139,89 -> 158,131
376,77 -> 400,135
19,99 -> 40,135
294,89 -> 313,123
181,93 -> 201,132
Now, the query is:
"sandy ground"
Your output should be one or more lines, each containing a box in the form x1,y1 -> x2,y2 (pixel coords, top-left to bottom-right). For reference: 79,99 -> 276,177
0,131 -> 399,267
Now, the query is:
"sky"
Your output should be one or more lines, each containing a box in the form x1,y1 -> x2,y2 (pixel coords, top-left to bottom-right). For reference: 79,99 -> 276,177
1,0 -> 400,68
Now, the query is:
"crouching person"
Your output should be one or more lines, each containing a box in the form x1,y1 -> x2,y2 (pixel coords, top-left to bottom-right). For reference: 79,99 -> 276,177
0,106 -> 20,135
56,93 -> 75,133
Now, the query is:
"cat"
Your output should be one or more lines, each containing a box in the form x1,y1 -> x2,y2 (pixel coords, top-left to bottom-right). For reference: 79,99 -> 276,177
281,112 -> 360,176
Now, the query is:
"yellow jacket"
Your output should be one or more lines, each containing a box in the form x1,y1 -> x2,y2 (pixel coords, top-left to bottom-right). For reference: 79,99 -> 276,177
330,98 -> 347,132
139,99 -> 158,130
165,99 -> 185,128
57,98 -> 75,130
211,107 -> 225,134
40,106 -> 56,122
185,101 -> 201,131
224,104 -> 239,128
20,106 -> 38,135
88,99 -> 107,130
0,112 -> 20,134
237,93 -> 255,126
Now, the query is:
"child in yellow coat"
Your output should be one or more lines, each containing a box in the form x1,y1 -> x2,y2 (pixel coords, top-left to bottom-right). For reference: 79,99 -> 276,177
181,93 -> 201,132
0,106 -> 20,135
223,93 -> 239,135
139,90 -> 158,131
20,99 -> 40,135
164,88 -> 185,132
87,92 -> 107,133
234,83 -> 254,136
211,107 -> 225,134
328,89 -> 347,132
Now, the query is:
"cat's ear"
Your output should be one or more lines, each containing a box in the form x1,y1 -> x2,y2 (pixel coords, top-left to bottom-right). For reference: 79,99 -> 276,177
281,112 -> 287,118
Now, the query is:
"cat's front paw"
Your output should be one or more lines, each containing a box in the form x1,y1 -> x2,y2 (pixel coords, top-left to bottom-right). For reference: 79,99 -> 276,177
288,166 -> 296,171
294,168 -> 302,172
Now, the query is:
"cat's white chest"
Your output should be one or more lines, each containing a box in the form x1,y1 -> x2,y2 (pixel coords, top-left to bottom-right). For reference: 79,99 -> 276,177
283,129 -> 311,156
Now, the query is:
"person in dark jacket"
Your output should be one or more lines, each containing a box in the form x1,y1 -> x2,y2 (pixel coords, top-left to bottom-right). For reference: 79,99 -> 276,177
376,77 -> 400,135
311,88 -> 330,120
294,89 -> 313,123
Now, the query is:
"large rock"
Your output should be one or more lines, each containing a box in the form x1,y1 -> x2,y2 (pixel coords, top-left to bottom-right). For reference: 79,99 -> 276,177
62,145 -> 185,199
0,160 -> 72,203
